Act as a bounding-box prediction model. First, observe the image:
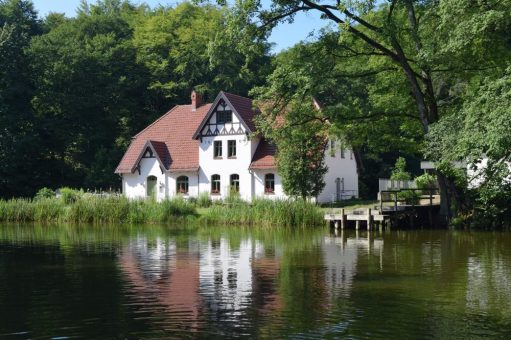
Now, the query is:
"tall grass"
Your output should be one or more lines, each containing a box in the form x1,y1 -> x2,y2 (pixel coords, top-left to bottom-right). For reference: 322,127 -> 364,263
0,196 -> 196,224
200,198 -> 323,227
0,192 -> 323,227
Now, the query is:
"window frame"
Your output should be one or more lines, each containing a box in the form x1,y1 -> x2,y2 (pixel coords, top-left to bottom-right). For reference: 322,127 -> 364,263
227,140 -> 237,158
214,141 -> 223,158
216,110 -> 233,124
211,174 -> 221,195
230,174 -> 240,193
264,173 -> 275,194
176,176 -> 189,195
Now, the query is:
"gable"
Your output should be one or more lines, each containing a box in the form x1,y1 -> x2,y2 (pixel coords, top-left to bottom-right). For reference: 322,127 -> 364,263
193,92 -> 255,139
198,98 -> 247,137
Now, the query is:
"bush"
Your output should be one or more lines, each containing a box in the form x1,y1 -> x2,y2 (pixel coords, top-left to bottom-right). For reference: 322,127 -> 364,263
59,187 -> 83,204
415,173 -> 437,189
34,187 -> 55,200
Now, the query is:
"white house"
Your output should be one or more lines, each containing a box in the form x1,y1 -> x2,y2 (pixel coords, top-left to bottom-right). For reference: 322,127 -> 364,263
115,90 -> 358,203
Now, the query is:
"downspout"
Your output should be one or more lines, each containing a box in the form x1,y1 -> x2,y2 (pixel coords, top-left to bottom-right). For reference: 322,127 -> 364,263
197,166 -> 201,197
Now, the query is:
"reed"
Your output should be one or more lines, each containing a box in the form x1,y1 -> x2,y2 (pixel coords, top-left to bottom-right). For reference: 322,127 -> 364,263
0,190 -> 322,227
200,198 -> 323,227
0,195 -> 196,224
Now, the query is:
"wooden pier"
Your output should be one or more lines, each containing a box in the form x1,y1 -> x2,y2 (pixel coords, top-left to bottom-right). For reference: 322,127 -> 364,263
325,188 -> 441,230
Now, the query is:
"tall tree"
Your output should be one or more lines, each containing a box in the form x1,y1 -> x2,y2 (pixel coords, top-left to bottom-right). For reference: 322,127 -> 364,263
0,0 -> 41,197
217,0 -> 511,218
29,0 -> 151,190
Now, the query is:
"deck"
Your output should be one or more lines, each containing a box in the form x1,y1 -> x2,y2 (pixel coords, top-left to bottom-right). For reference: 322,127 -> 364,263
324,189 -> 441,229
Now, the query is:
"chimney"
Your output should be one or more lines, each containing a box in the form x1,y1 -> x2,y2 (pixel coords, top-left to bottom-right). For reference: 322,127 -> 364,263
191,89 -> 203,111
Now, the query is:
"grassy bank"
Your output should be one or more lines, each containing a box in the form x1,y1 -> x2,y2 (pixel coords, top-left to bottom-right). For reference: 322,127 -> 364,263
0,192 -> 323,227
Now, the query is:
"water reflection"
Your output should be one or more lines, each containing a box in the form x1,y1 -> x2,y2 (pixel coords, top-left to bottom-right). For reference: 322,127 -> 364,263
1,225 -> 511,338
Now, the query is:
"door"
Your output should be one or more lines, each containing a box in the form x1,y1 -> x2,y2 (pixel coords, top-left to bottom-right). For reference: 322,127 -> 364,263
147,176 -> 157,199
335,177 -> 344,201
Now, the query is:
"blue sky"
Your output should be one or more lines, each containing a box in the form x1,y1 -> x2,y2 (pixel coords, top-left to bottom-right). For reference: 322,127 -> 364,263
31,0 -> 328,52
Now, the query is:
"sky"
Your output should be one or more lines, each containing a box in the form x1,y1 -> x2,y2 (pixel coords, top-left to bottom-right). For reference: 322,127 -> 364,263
30,0 -> 329,52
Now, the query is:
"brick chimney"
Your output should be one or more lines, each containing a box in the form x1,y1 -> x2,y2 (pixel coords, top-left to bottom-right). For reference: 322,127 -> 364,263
191,89 -> 203,111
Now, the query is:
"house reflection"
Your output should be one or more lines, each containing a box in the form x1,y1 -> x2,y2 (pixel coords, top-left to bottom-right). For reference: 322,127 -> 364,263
119,235 -> 285,331
120,236 -> 201,331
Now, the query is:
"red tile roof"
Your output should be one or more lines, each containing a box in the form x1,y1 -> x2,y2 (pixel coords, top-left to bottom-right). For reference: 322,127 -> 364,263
115,104 -> 211,173
249,139 -> 277,170
223,91 -> 257,132
115,91 -> 277,174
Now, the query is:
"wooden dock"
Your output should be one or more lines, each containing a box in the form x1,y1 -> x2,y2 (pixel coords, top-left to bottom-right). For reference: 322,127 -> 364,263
325,189 -> 441,230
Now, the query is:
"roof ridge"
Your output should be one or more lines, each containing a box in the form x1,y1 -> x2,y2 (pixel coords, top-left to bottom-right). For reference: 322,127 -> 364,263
222,91 -> 252,101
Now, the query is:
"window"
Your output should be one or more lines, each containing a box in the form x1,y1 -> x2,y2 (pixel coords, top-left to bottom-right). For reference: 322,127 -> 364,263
176,176 -> 189,194
216,110 -> 232,124
211,174 -> 221,194
264,173 -> 275,194
230,174 -> 239,193
214,141 -> 222,158
330,140 -> 335,157
228,140 -> 236,158
147,175 -> 157,198
340,144 -> 345,159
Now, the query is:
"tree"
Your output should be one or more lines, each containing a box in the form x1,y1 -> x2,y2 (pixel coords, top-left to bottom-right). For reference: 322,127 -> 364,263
133,2 -> 271,104
216,0 -> 511,218
28,0 -> 152,190
426,69 -> 511,227
256,99 -> 328,200
0,0 -> 42,197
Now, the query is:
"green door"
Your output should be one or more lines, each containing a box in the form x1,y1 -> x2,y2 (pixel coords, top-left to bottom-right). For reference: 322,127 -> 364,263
147,176 -> 157,199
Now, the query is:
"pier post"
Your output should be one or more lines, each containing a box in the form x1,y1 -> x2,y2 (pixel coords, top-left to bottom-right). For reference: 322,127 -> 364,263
334,221 -> 339,229
340,208 -> 346,229
367,208 -> 372,230
356,220 -> 360,230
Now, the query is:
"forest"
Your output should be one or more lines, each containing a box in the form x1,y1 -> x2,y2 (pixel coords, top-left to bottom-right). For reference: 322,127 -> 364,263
0,0 -> 510,226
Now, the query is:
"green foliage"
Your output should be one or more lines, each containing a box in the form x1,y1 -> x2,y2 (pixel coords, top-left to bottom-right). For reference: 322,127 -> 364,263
201,198 -> 323,227
34,187 -> 55,200
414,173 -> 437,190
59,187 -> 83,204
390,157 -> 411,181
0,195 -> 197,224
196,192 -> 212,208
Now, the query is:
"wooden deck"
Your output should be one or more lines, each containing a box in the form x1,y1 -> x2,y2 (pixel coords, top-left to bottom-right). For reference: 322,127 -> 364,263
325,190 -> 441,230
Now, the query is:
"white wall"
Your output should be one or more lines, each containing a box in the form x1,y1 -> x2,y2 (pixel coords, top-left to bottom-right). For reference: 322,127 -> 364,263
252,170 -> 286,200
123,157 -> 166,201
198,109 -> 256,200
317,142 -> 359,203
167,172 -> 200,198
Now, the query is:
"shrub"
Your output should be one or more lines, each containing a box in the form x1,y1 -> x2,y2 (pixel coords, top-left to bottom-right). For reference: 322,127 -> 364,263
59,187 -> 83,204
34,187 -> 55,200
415,173 -> 437,189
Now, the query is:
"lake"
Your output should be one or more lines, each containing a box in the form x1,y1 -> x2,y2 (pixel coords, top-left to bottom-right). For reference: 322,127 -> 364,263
0,224 -> 510,338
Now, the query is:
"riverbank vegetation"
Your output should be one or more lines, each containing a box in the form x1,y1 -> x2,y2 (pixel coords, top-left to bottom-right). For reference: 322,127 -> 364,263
0,188 -> 323,226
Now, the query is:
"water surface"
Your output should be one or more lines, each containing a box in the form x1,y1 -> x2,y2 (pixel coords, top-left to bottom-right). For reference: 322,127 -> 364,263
0,224 -> 510,338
